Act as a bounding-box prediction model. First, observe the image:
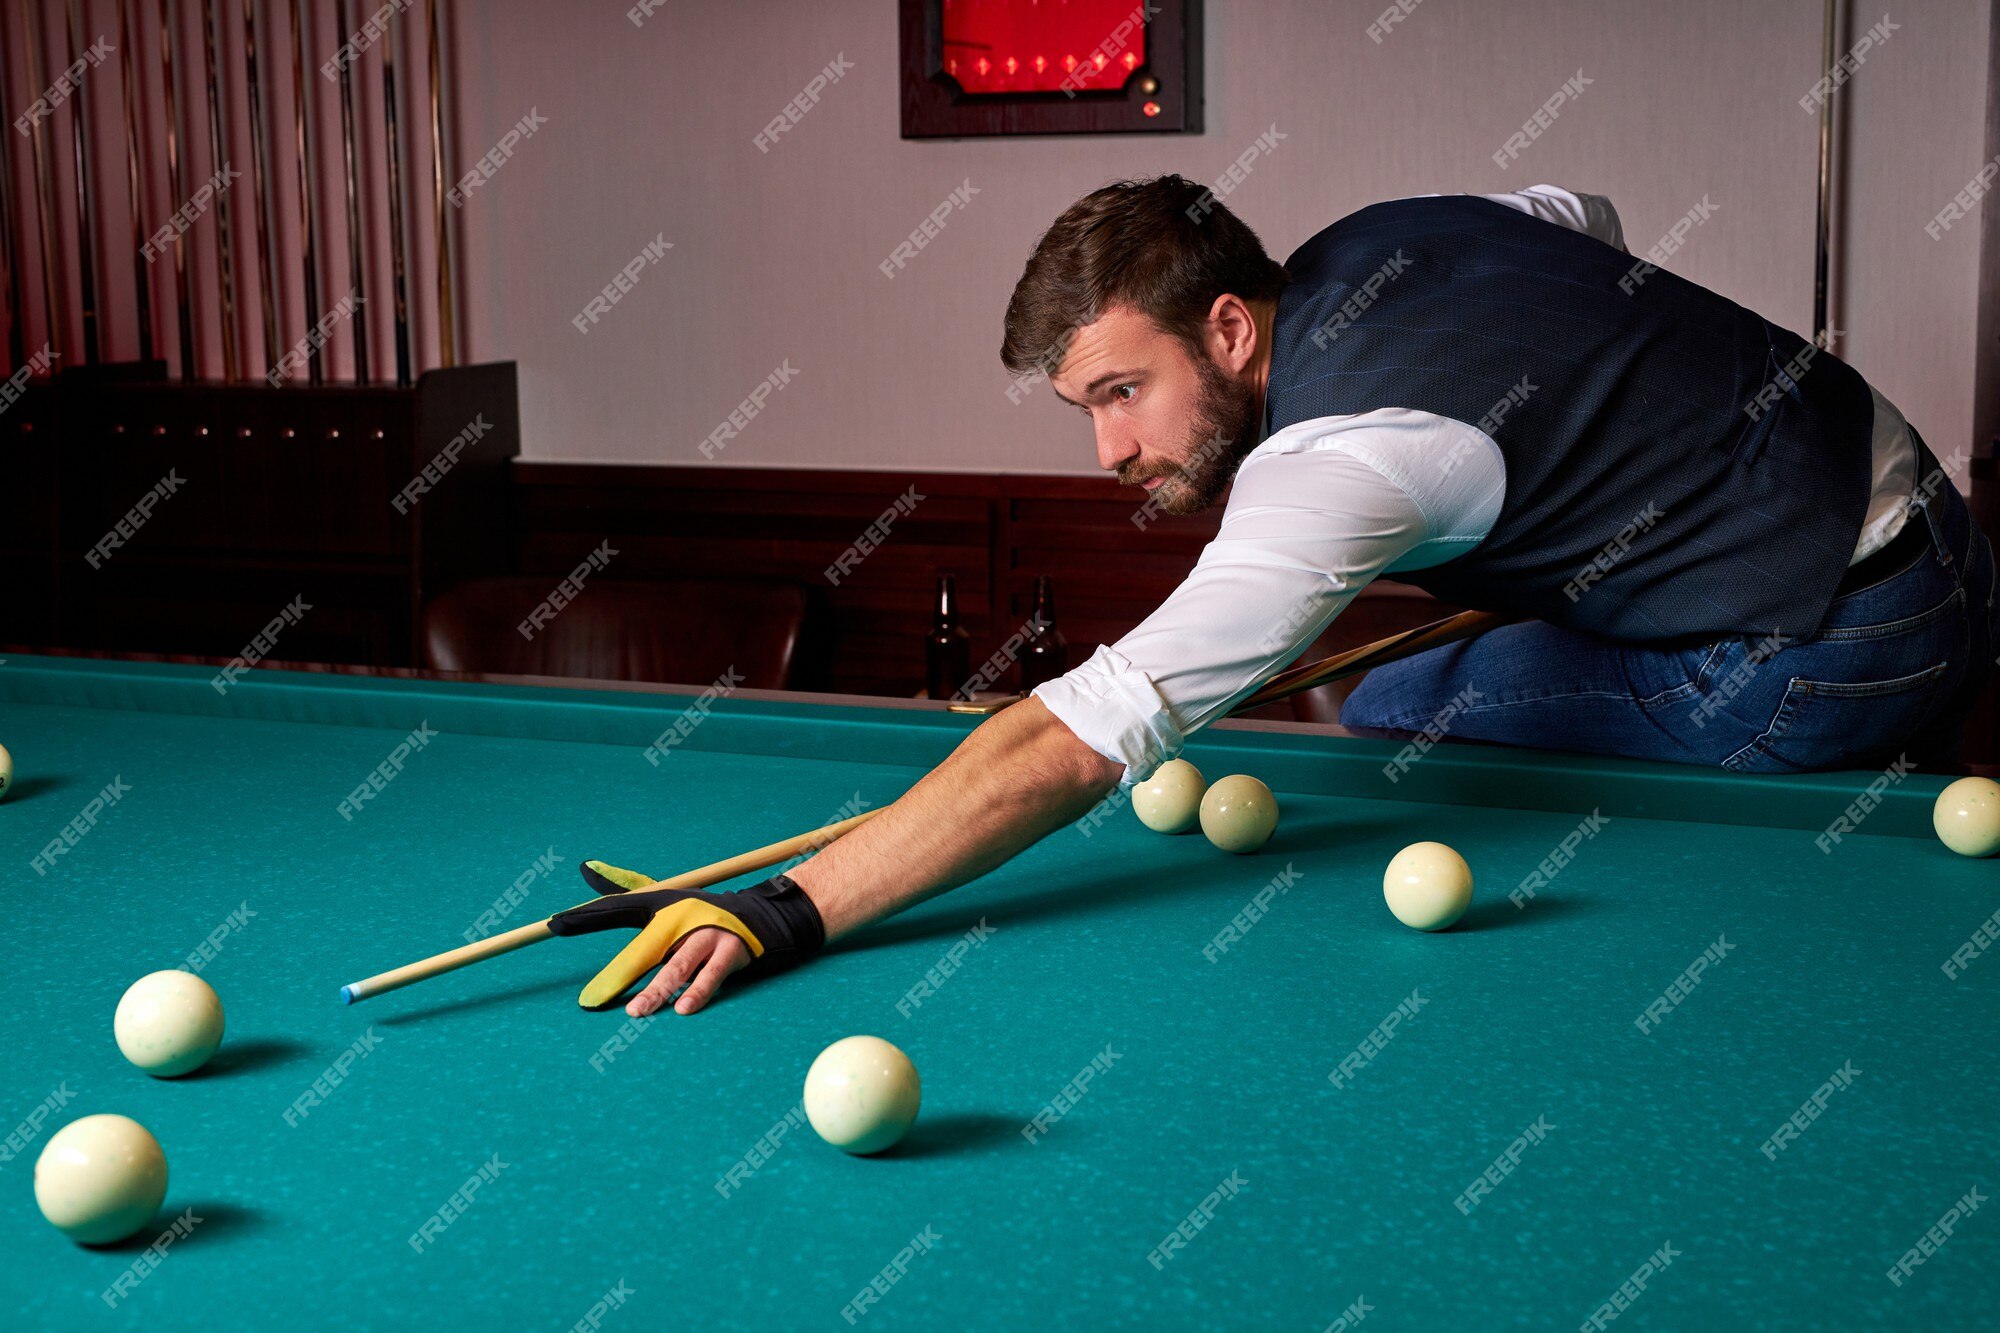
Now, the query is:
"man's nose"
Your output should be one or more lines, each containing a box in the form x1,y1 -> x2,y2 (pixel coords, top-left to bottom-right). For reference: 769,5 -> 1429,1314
1097,425 -> 1138,475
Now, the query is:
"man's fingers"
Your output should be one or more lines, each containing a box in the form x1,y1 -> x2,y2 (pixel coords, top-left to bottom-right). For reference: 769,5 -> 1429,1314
675,934 -> 750,1015
625,933 -> 711,1017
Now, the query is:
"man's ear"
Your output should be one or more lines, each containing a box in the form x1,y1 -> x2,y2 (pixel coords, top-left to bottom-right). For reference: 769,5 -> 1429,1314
1206,293 -> 1259,373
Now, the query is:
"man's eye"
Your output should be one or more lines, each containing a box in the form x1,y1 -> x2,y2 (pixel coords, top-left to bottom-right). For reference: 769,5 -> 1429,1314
1115,384 -> 1137,402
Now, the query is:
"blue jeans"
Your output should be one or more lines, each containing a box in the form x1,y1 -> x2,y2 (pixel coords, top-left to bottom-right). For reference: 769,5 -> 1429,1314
1343,444 -> 1998,772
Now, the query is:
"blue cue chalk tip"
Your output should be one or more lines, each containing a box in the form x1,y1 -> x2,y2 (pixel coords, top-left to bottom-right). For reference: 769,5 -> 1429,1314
340,984 -> 356,1005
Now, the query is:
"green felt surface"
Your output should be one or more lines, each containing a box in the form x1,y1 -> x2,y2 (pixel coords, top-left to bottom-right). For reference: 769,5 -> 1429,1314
1,656 -> 1996,1330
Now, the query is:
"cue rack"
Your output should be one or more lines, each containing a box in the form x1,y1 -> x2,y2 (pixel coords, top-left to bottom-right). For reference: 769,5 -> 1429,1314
0,0 -> 519,668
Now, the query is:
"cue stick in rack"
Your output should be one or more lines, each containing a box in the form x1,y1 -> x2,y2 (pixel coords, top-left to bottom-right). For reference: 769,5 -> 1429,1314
339,810 -> 883,1005
242,0 -> 281,374
381,6 -> 412,386
0,0 -> 26,371
199,0 -> 239,379
65,0 -> 100,365
334,0 -> 368,380
338,609 -> 1515,1010
159,0 -> 196,380
425,0 -> 453,367
289,0 -> 321,384
24,0 -> 63,362
117,0 -> 155,365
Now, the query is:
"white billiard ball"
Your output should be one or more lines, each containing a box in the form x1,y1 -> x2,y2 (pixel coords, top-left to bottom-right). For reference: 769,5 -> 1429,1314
1935,777 -> 2000,858
803,1036 -> 921,1155
1199,774 -> 1279,854
0,741 -> 12,801
115,971 -> 226,1077
1132,759 -> 1207,834
1384,841 -> 1474,931
35,1114 -> 169,1245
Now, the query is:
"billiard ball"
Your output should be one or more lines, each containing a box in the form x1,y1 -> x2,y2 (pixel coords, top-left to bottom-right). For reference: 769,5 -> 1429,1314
1383,841 -> 1474,931
1935,777 -> 2000,858
34,1114 -> 168,1245
1132,758 -> 1207,834
0,741 -> 12,801
803,1036 -> 921,1155
1199,774 -> 1278,854
115,971 -> 226,1077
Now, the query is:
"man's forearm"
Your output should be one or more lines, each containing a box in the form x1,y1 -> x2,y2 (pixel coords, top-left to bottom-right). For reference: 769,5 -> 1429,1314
785,698 -> 1122,940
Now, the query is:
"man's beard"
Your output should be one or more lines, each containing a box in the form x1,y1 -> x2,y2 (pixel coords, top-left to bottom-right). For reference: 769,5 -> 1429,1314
1123,358 -> 1264,516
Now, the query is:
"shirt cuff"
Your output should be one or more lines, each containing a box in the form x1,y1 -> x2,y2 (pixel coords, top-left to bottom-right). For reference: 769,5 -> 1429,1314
1031,643 -> 1186,785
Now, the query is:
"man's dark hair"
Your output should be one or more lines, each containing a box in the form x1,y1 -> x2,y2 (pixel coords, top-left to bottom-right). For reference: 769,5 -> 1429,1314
1001,174 -> 1290,377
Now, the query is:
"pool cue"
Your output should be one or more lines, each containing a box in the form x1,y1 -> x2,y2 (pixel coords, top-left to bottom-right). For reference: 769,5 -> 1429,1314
0,2 -> 27,370
23,0 -> 63,362
199,0 -> 238,379
380,5 -> 411,386
241,0 -> 280,373
424,0 -> 452,367
334,0 -> 367,379
337,810 -> 883,1005
288,0 -> 320,383
579,609 -> 1518,1006
158,0 -> 195,379
65,0 -> 100,366
117,0 -> 155,365
1231,608 -> 1514,713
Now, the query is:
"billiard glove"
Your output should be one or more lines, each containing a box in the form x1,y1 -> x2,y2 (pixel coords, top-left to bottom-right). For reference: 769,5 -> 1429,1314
545,861 -> 827,980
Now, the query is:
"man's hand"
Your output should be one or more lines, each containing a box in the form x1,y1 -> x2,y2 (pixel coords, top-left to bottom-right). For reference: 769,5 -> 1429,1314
627,927 -> 751,1016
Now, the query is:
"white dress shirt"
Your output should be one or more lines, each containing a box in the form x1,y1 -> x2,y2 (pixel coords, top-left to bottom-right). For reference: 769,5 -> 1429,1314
1033,186 -> 1919,782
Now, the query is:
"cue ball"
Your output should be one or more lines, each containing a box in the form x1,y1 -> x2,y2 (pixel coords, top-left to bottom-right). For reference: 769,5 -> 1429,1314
115,971 -> 226,1077
1200,774 -> 1279,854
1383,841 -> 1474,931
35,1114 -> 169,1245
803,1036 -> 921,1155
0,741 -> 11,800
1935,777 -> 2000,858
1132,758 -> 1207,834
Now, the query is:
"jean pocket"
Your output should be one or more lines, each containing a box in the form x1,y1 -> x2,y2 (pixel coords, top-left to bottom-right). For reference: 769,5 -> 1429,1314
1722,661 -> 1950,773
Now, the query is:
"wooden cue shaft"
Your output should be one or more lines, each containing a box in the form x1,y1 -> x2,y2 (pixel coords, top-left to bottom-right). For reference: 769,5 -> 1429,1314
1231,609 -> 1513,713
425,0 -> 452,367
117,0 -> 155,364
0,0 -> 26,370
338,809 -> 884,1004
199,0 -> 239,379
334,0 -> 367,380
241,0 -> 280,373
289,0 -> 321,384
65,0 -> 100,366
380,7 -> 411,386
24,0 -> 62,361
158,0 -> 196,380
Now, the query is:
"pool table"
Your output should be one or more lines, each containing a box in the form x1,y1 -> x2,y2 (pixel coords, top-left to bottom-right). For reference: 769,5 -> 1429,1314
1,651 -> 1996,1329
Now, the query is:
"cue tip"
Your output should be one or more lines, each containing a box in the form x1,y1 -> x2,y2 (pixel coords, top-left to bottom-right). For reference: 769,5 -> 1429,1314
340,984 -> 359,1005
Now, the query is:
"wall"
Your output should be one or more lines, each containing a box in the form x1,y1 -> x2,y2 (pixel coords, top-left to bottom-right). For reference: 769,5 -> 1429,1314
444,0 -> 1993,479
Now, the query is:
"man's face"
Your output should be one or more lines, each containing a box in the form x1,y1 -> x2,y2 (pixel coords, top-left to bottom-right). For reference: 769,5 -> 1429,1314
1050,304 -> 1264,516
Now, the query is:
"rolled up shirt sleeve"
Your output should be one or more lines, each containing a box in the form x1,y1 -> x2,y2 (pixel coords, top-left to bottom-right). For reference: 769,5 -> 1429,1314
1032,434 -> 1435,783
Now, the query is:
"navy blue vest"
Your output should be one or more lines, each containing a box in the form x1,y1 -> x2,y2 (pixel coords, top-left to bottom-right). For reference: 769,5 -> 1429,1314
1264,195 -> 1874,643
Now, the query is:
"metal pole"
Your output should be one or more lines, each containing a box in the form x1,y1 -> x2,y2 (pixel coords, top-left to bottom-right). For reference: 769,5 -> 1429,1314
1812,0 -> 1836,350
242,0 -> 280,372
158,0 -> 195,379
118,0 -> 155,364
335,0 -> 368,380
426,0 -> 452,367
199,0 -> 238,379
66,0 -> 101,365
289,0 -> 321,383
382,5 -> 411,386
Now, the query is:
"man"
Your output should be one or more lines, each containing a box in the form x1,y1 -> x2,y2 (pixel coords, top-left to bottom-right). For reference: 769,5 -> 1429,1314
549,177 -> 1996,1014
